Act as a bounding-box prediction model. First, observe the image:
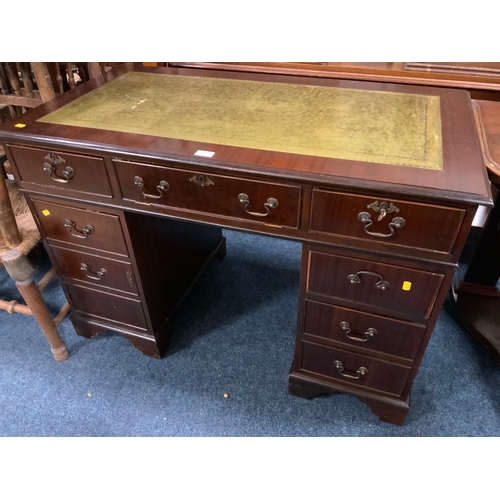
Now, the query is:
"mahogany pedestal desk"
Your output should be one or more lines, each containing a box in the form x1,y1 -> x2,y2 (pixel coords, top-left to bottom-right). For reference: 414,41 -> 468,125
451,100 -> 500,364
0,64 -> 492,425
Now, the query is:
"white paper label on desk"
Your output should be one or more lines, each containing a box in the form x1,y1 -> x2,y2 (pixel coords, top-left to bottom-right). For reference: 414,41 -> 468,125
194,150 -> 215,157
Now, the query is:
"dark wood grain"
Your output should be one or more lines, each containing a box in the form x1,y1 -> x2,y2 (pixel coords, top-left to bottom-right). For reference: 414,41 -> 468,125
65,282 -> 148,329
299,340 -> 412,396
306,249 -> 445,321
30,199 -> 129,257
302,299 -> 426,361
114,158 -> 302,229
309,188 -> 466,255
123,211 -> 225,334
50,245 -> 139,295
8,144 -> 112,198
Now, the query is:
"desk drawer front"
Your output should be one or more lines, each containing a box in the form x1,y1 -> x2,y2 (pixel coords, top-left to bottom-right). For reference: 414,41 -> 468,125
31,200 -> 129,257
50,245 -> 138,295
303,299 -> 426,360
7,145 -> 112,197
307,250 -> 444,319
300,341 -> 411,396
114,160 -> 301,228
65,283 -> 148,329
310,189 -> 465,254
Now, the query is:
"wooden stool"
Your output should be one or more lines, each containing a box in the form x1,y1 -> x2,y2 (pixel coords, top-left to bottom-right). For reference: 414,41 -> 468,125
1,157 -> 69,361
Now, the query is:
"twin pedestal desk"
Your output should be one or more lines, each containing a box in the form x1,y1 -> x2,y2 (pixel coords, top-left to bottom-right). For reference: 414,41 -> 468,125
0,65 -> 492,425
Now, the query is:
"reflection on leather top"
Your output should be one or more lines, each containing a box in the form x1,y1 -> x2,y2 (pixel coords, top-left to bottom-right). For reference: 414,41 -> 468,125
38,72 -> 443,170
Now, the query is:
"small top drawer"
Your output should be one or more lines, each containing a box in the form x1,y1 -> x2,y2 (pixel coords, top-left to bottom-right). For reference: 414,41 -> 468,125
114,159 -> 302,229
31,199 -> 129,257
309,189 -> 465,255
306,250 -> 445,320
7,145 -> 112,198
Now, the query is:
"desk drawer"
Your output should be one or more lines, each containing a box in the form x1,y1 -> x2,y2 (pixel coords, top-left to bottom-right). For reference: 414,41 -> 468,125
306,250 -> 444,319
310,189 -> 465,255
50,245 -> 138,295
114,159 -> 301,228
7,145 -> 112,197
65,283 -> 148,330
303,300 -> 426,360
300,341 -> 411,396
31,199 -> 129,257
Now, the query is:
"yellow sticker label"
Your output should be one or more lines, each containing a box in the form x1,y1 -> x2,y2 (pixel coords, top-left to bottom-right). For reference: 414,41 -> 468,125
42,209 -> 51,216
14,123 -> 26,128
402,281 -> 412,291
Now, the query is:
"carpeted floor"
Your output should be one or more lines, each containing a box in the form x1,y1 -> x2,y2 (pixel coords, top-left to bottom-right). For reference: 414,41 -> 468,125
1,228 -> 499,437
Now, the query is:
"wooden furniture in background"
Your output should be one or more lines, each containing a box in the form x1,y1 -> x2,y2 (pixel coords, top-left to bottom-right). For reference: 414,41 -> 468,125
168,62 -> 500,101
451,100 -> 500,365
0,65 -> 491,424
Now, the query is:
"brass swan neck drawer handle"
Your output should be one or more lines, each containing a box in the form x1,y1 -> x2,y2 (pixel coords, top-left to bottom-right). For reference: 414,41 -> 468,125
43,163 -> 74,183
134,176 -> 170,199
80,263 -> 107,280
64,220 -> 94,239
238,193 -> 279,217
358,201 -> 405,238
333,360 -> 368,380
347,271 -> 390,290
340,321 -> 377,342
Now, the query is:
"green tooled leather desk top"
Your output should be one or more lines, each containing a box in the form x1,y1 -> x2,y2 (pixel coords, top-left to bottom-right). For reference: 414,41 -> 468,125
38,72 -> 443,170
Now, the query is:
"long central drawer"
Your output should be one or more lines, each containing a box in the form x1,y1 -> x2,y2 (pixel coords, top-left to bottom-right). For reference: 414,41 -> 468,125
113,159 -> 302,228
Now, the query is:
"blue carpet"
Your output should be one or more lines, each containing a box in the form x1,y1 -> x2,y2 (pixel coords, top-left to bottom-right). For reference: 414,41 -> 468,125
1,229 -> 499,437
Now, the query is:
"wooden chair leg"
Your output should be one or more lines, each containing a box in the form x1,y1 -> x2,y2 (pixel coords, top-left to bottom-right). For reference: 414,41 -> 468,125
2,249 -> 69,361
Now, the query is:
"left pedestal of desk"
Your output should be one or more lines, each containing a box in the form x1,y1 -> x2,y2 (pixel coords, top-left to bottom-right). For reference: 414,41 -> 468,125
27,196 -> 225,358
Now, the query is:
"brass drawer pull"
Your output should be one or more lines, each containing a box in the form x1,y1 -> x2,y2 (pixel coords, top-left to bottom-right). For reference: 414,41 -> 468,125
189,174 -> 215,187
80,263 -> 107,281
347,271 -> 390,290
358,201 -> 405,238
340,321 -> 377,342
238,193 -> 279,217
134,176 -> 170,199
334,360 -> 368,380
43,163 -> 74,183
64,220 -> 95,239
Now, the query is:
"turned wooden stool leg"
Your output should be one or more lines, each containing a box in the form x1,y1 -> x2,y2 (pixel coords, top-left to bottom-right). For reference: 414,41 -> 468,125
2,248 -> 69,361
0,167 -> 22,248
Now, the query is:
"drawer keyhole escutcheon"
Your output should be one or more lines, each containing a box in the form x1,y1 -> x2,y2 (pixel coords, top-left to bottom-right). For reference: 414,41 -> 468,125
43,163 -> 74,183
189,174 -> 215,187
340,321 -> 378,342
333,360 -> 368,380
358,201 -> 405,238
64,220 -> 95,239
134,176 -> 170,199
80,263 -> 107,281
238,193 -> 279,217
347,271 -> 390,290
